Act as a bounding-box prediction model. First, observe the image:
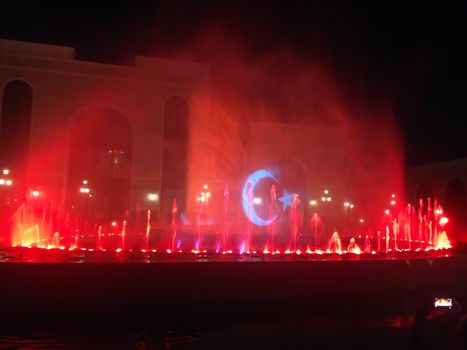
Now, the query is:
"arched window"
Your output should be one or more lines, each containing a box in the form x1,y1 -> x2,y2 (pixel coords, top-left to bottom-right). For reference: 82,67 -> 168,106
0,80 -> 33,183
68,107 -> 132,220
161,96 -> 189,215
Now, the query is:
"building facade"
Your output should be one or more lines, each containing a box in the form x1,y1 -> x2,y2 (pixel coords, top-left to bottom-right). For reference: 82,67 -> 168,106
1,38 -> 397,230
0,38 -> 209,221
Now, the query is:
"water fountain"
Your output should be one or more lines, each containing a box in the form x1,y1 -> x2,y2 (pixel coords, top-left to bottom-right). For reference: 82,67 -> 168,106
347,237 -> 361,254
223,183 -> 230,251
145,210 -> 151,251
268,184 -> 277,252
3,164 -> 454,259
327,231 -> 342,254
289,194 -> 300,251
245,181 -> 253,253
171,198 -> 178,251
121,220 -> 127,251
96,225 -> 103,251
309,212 -> 322,251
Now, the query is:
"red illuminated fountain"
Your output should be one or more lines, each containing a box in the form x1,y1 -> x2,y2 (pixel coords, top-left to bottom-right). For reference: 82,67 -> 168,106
3,178 -> 453,262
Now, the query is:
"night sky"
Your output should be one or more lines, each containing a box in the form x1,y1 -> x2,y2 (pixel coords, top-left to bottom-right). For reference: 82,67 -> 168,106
1,1 -> 466,166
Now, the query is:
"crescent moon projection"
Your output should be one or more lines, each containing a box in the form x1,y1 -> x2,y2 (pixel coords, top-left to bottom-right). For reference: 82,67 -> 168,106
242,169 -> 278,226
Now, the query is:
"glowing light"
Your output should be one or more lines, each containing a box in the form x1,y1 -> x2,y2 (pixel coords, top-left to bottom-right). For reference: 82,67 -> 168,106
439,217 -> 449,226
2,169 -> 9,175
79,187 -> 90,194
390,200 -> 396,205
385,209 -> 390,215
435,209 -> 443,215
435,230 -> 452,249
0,179 -> 5,185
147,193 -> 159,201
31,190 -> 40,198
242,169 -> 278,226
344,202 -> 350,207
324,189 -> 329,194
321,197 -> 326,201
309,200 -> 317,206
359,219 -> 364,223
111,221 -> 117,227
203,184 -> 208,190
391,194 -> 396,198
253,197 -> 262,205
5,179 -> 12,186
350,204 -> 354,208
82,180 -> 88,185
434,298 -> 452,308
115,248 -> 122,253
326,197 -> 332,202
206,192 -> 211,198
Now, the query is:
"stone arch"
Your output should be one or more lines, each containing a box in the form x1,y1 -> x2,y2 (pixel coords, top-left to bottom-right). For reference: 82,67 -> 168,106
0,79 -> 34,185
161,95 -> 189,217
67,106 -> 133,220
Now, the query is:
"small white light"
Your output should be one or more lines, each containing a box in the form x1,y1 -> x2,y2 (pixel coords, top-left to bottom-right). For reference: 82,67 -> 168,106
390,200 -> 396,206
82,180 -> 88,185
324,189 -> 329,194
321,197 -> 326,201
253,197 -> 262,205
391,194 -> 396,198
2,169 -> 9,175
203,184 -> 208,190
309,200 -> 317,206
206,192 -> 211,198
326,197 -> 332,202
344,202 -> 350,207
5,179 -> 12,186
147,193 -> 159,201
359,219 -> 364,223
350,204 -> 354,209
385,209 -> 390,215
31,190 -> 40,198
0,179 -> 5,185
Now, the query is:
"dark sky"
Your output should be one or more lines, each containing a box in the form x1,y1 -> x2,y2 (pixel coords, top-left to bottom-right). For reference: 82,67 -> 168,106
1,1 -> 466,166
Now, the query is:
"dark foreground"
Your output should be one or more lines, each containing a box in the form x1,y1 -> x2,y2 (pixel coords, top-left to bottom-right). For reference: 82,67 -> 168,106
1,246 -> 467,349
